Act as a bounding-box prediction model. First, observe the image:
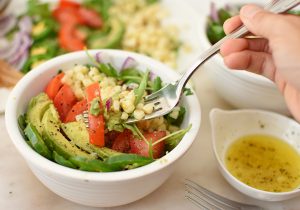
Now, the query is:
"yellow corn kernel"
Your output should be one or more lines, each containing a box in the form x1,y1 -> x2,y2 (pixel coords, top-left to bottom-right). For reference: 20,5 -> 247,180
121,112 -> 129,120
133,109 -> 145,120
143,103 -> 154,114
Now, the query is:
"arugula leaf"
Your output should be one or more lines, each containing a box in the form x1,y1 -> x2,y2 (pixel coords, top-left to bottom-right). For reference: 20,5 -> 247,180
218,8 -> 232,25
119,68 -> 143,84
134,70 -> 149,105
164,124 -> 192,151
27,0 -> 51,19
98,63 -> 118,78
122,123 -> 140,137
152,76 -> 162,92
120,68 -> 142,77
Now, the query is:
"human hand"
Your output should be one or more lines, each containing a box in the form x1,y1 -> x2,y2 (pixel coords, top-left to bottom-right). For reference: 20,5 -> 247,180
220,4 -> 300,122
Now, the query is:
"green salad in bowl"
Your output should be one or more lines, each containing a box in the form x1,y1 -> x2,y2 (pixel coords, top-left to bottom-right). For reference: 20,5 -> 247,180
6,49 -> 200,206
18,51 -> 192,172
206,2 -> 300,44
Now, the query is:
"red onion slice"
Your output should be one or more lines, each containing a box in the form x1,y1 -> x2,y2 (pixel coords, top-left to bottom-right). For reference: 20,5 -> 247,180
0,32 -> 22,59
18,16 -> 32,34
95,52 -> 112,64
8,34 -> 32,66
210,2 -> 219,22
149,71 -> 156,81
121,56 -> 137,70
105,97 -> 112,112
0,14 -> 17,37
12,50 -> 28,70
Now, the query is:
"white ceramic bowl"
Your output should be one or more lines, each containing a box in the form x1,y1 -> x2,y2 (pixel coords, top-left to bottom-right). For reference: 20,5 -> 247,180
197,0 -> 290,115
210,108 -> 300,201
5,50 -> 201,207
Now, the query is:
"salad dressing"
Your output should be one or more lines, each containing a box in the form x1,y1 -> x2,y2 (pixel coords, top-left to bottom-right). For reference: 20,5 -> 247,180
225,134 -> 300,192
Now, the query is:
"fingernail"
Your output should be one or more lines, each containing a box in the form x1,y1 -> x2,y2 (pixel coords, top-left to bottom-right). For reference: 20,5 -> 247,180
241,5 -> 261,19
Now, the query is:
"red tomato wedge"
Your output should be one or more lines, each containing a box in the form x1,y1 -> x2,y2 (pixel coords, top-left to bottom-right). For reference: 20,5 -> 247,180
65,99 -> 87,123
53,0 -> 83,25
53,84 -> 77,121
129,131 -> 166,159
45,73 -> 65,100
86,83 -> 105,147
58,24 -> 85,52
52,7 -> 82,25
78,7 -> 103,28
112,130 -> 132,153
59,0 -> 80,9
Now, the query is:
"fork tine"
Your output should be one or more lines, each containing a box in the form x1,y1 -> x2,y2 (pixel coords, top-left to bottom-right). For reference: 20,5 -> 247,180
185,184 -> 238,210
185,179 -> 243,210
144,91 -> 162,102
143,83 -> 172,102
185,189 -> 223,210
185,179 -> 262,210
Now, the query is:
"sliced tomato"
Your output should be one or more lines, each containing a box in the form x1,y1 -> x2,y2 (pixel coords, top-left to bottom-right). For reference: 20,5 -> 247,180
64,99 -> 87,123
112,130 -> 132,153
52,7 -> 82,25
53,84 -> 77,121
78,7 -> 103,28
130,131 -> 166,159
59,0 -> 80,9
45,73 -> 65,100
53,0 -> 84,25
86,83 -> 105,147
105,131 -> 120,148
59,24 -> 85,52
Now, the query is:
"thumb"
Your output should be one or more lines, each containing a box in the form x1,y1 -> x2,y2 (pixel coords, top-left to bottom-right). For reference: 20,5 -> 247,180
240,4 -> 282,38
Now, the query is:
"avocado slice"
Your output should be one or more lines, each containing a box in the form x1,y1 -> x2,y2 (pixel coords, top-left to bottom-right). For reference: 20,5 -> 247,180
42,105 -> 94,160
87,18 -> 125,49
26,93 -> 52,134
61,121 -> 121,160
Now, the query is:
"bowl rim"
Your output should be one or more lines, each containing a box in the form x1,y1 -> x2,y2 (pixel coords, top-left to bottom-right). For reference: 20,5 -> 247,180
210,108 -> 300,197
5,49 -> 201,182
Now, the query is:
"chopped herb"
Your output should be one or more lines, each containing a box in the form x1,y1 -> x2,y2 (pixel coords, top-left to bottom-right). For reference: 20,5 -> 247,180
134,70 -> 149,105
152,76 -> 162,92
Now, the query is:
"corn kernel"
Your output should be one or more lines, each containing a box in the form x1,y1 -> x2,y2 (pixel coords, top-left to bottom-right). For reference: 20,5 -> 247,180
133,109 -> 145,120
121,100 -> 135,113
143,103 -> 154,114
121,112 -> 129,120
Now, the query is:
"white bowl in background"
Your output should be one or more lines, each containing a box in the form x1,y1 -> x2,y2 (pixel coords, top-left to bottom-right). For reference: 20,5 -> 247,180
5,50 -> 201,207
197,0 -> 290,115
210,108 -> 300,201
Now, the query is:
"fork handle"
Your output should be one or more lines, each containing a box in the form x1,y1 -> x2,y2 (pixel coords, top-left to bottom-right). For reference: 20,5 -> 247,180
176,0 -> 300,96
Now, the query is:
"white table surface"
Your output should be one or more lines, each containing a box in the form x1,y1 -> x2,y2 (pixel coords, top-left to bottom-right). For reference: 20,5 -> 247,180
1,0 -> 300,209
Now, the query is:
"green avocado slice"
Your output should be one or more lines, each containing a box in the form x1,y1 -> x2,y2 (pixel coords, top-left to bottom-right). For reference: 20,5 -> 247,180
87,18 -> 125,49
42,105 -> 94,160
61,121 -> 121,160
26,93 -> 51,134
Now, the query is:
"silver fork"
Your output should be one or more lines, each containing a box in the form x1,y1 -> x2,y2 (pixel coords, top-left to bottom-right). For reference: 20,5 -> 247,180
185,179 -> 264,210
126,0 -> 300,123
